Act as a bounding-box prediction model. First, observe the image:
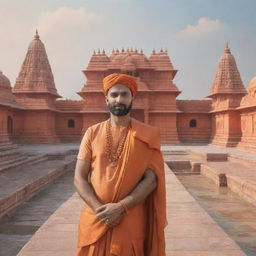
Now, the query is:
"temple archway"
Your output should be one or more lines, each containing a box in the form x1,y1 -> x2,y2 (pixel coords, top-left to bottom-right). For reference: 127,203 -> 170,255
7,116 -> 13,134
68,119 -> 75,128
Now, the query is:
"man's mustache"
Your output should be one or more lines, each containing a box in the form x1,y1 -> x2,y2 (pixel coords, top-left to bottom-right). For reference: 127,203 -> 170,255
114,103 -> 126,108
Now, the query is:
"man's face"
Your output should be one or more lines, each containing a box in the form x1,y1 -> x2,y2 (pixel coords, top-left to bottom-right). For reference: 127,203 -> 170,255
105,84 -> 133,116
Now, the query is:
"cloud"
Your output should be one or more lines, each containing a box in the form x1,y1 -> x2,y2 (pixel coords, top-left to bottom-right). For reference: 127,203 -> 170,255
35,7 -> 101,36
176,17 -> 225,39
32,7 -> 103,99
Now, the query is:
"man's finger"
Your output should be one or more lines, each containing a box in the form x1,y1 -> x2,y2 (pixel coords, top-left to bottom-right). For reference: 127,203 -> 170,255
95,205 -> 106,213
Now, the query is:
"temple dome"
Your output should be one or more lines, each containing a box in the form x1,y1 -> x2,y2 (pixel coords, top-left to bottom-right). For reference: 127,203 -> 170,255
0,71 -> 22,108
248,76 -> 256,90
0,71 -> 11,88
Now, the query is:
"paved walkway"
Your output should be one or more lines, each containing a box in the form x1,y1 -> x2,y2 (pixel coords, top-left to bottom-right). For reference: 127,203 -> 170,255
17,163 -> 246,256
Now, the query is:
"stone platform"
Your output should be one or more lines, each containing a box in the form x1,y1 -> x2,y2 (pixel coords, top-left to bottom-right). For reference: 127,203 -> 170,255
17,163 -> 246,256
163,144 -> 256,207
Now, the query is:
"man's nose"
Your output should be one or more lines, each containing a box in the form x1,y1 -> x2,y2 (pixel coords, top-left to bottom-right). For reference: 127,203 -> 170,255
116,95 -> 123,103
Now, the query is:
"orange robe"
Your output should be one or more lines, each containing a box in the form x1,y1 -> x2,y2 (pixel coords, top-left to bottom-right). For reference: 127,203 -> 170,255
76,118 -> 167,256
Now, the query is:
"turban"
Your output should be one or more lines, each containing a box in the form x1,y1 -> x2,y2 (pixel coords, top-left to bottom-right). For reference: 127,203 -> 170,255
103,73 -> 138,96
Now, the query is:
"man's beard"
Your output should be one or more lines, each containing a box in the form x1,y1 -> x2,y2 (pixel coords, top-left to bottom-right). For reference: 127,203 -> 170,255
108,102 -> 132,116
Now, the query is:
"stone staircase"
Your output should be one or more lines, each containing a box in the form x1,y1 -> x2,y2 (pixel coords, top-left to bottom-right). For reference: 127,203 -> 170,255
0,143 -> 48,173
0,143 -> 77,220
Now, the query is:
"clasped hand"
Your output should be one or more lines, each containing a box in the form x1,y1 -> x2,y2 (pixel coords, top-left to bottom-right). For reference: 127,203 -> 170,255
95,203 -> 124,228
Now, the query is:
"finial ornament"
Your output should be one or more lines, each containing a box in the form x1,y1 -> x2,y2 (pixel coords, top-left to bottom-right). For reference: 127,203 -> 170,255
224,41 -> 231,54
34,29 -> 40,39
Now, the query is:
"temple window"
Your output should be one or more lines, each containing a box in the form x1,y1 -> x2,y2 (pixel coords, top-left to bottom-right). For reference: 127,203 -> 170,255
189,119 -> 197,128
68,119 -> 75,128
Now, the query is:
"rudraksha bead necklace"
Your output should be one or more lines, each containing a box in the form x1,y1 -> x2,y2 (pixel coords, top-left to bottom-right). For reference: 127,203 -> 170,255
105,119 -> 130,166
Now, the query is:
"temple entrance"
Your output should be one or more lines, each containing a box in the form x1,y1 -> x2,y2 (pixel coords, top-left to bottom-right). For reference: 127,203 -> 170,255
131,109 -> 144,123
7,116 -> 13,134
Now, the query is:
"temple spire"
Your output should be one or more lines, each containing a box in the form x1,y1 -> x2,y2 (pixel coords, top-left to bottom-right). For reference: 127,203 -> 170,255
13,32 -> 60,98
208,43 -> 246,97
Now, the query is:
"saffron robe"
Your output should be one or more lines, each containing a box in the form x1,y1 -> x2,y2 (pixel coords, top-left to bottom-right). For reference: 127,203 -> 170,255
76,118 -> 167,256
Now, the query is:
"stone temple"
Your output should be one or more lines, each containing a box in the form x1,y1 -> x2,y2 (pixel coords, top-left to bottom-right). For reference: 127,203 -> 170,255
0,31 -> 256,152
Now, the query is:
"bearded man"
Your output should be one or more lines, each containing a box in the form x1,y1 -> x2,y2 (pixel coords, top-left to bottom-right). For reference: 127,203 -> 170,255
74,73 -> 167,256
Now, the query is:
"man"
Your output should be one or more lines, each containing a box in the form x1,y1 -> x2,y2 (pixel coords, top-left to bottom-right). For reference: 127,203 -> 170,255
74,73 -> 167,256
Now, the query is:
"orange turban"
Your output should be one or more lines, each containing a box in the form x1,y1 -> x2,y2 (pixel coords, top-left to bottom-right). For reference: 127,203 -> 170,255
103,73 -> 138,96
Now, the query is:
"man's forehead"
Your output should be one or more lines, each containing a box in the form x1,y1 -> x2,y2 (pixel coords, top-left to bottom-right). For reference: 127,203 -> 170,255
108,84 -> 131,93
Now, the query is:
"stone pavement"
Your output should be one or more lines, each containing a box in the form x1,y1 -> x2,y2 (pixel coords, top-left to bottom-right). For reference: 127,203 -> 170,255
161,144 -> 256,162
17,163 -> 246,256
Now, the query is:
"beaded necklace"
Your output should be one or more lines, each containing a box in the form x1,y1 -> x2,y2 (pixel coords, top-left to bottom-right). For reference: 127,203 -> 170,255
105,119 -> 130,167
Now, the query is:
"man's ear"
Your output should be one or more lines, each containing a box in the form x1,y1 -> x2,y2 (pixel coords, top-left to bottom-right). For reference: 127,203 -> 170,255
105,95 -> 109,104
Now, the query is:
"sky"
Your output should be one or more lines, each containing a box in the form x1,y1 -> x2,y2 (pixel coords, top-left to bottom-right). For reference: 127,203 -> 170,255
0,0 -> 255,100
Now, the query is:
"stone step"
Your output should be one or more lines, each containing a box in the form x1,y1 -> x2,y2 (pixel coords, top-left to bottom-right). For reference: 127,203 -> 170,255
229,154 -> 256,168
0,155 -> 76,220
0,155 -> 28,168
166,160 -> 201,174
0,143 -> 18,152
0,148 -> 23,160
0,155 -> 48,173
190,150 -> 228,161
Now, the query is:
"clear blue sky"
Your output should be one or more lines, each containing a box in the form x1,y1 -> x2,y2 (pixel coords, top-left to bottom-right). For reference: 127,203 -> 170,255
0,0 -> 255,99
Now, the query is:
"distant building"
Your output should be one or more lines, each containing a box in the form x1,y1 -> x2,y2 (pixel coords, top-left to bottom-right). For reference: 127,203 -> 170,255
0,32 -> 255,151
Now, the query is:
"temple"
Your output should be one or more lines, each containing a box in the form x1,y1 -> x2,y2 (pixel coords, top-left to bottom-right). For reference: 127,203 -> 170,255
0,32 -> 255,151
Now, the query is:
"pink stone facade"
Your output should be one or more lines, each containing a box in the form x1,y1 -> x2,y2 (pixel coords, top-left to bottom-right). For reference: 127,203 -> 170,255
0,33 -> 255,151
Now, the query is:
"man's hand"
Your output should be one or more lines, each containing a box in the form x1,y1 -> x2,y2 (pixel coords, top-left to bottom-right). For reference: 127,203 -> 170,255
95,203 -> 124,228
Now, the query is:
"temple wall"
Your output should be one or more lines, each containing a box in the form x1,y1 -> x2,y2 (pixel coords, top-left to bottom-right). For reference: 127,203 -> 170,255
55,113 -> 83,142
177,113 -> 212,143
81,113 -> 109,134
13,110 -> 59,143
82,93 -> 106,111
147,71 -> 175,89
148,113 -> 179,144
12,109 -> 24,142
0,106 -> 10,144
210,111 -> 242,147
237,109 -> 256,151
14,94 -> 56,109
148,93 -> 177,111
